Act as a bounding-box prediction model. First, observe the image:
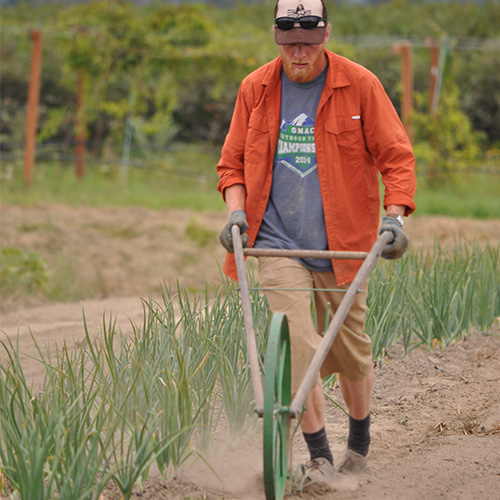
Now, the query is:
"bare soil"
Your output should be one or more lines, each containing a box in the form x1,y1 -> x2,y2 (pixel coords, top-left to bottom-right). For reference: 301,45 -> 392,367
1,204 -> 499,500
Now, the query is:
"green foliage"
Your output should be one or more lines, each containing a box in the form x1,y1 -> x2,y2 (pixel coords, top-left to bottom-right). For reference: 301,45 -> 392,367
0,277 -> 268,496
147,3 -> 214,47
2,156 -> 499,221
185,218 -> 218,248
1,0 -> 499,153
413,172 -> 500,219
0,247 -> 51,298
412,83 -> 487,180
326,0 -> 500,38
456,50 -> 500,144
366,241 -> 500,357
49,0 -> 216,151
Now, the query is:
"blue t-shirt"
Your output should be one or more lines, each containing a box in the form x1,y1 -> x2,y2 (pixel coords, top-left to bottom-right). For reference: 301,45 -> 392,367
254,67 -> 332,272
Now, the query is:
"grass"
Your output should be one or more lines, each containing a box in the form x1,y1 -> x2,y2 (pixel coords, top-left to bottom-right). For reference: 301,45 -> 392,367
0,247 -> 51,298
185,218 -> 218,248
0,151 -> 225,212
0,246 -> 110,307
414,172 -> 500,219
1,154 -> 500,218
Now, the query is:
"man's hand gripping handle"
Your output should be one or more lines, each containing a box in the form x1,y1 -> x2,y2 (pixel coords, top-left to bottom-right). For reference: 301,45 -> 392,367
218,210 -> 249,253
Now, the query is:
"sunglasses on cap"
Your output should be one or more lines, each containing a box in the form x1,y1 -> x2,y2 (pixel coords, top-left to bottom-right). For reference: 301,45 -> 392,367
274,15 -> 327,31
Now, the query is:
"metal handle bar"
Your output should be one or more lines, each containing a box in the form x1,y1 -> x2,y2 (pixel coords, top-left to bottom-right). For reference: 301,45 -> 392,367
243,248 -> 368,260
232,224 -> 265,416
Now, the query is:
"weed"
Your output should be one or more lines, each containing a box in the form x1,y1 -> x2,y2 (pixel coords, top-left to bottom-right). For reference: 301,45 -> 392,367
185,218 -> 217,248
0,247 -> 51,299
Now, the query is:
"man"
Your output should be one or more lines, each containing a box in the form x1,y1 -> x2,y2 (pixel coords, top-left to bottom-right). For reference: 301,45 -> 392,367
217,0 -> 416,489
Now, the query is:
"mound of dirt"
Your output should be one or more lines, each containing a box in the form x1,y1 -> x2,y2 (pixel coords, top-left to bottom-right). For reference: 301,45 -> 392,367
1,204 -> 499,311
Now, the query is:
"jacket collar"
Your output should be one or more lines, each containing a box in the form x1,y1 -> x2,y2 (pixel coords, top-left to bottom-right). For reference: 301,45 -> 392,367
262,56 -> 283,90
325,50 -> 351,89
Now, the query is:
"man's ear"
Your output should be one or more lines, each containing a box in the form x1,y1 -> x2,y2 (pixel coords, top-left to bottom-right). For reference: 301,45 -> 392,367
323,24 -> 332,45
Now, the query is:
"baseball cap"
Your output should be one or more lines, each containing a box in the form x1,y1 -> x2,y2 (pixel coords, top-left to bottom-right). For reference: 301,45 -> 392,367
274,0 -> 328,45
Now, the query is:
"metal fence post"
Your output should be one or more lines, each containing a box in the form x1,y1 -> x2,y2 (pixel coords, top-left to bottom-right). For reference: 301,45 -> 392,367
392,41 -> 414,143
427,39 -> 441,117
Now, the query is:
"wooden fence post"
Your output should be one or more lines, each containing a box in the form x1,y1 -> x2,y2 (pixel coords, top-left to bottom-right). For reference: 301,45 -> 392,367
75,69 -> 86,179
392,41 -> 414,143
23,30 -> 43,187
74,26 -> 87,179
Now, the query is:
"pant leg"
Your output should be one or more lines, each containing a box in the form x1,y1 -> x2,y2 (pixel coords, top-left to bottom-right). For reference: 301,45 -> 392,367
312,272 -> 373,382
258,257 -> 323,393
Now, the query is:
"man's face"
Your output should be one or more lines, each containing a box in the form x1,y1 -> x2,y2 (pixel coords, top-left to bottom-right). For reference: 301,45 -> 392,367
278,35 -> 329,83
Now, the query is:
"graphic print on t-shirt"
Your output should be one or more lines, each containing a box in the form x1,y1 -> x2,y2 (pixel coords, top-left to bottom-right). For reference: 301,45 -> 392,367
276,111 -> 316,177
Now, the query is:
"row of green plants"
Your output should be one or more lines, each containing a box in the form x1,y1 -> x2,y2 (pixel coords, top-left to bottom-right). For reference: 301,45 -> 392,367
0,282 -> 269,499
366,241 -> 500,358
1,0 -> 499,180
1,240 -> 499,498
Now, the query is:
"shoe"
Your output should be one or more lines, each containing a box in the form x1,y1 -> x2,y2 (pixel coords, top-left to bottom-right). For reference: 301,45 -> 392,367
303,457 -> 358,491
303,457 -> 335,486
336,448 -> 368,474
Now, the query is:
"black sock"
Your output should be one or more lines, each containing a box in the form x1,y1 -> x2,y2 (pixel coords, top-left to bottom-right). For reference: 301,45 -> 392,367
347,414 -> 371,457
303,427 -> 333,465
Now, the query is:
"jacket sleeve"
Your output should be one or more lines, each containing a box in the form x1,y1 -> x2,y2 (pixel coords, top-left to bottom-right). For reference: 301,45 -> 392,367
361,77 -> 417,215
216,80 -> 253,200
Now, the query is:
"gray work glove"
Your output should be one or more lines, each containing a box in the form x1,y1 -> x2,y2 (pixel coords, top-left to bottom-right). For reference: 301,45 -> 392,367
379,215 -> 409,260
218,210 -> 248,253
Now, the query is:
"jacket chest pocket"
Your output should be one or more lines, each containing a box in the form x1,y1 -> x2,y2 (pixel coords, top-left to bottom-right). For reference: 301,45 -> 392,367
325,116 -> 364,164
245,111 -> 270,168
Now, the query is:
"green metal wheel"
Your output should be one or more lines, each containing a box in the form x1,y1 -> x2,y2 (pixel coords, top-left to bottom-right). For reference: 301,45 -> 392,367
263,313 -> 292,500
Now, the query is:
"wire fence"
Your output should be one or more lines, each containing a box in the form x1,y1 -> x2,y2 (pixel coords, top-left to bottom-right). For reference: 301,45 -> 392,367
0,141 -> 222,182
2,141 -> 499,184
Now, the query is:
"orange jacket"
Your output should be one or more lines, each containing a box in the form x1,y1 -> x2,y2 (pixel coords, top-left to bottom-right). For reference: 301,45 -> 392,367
217,50 -> 416,285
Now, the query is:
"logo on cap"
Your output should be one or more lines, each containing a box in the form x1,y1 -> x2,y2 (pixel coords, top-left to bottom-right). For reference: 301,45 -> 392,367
287,4 -> 311,17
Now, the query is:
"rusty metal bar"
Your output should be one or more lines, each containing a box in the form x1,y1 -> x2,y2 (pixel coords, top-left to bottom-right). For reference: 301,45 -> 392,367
245,287 -> 357,293
74,26 -> 87,179
232,225 -> 264,417
243,248 -> 368,260
289,231 -> 393,418
23,30 -> 43,187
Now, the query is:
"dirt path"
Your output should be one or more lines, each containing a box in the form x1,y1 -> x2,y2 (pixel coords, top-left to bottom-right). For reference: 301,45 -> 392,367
2,204 -> 499,311
1,204 -> 500,499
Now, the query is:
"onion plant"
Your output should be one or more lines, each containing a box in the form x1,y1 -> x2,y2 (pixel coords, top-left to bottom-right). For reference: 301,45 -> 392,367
1,242 -> 498,498
367,240 -> 500,357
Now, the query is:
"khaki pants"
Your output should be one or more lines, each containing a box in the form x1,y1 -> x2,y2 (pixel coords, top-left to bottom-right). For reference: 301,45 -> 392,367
258,257 -> 373,393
